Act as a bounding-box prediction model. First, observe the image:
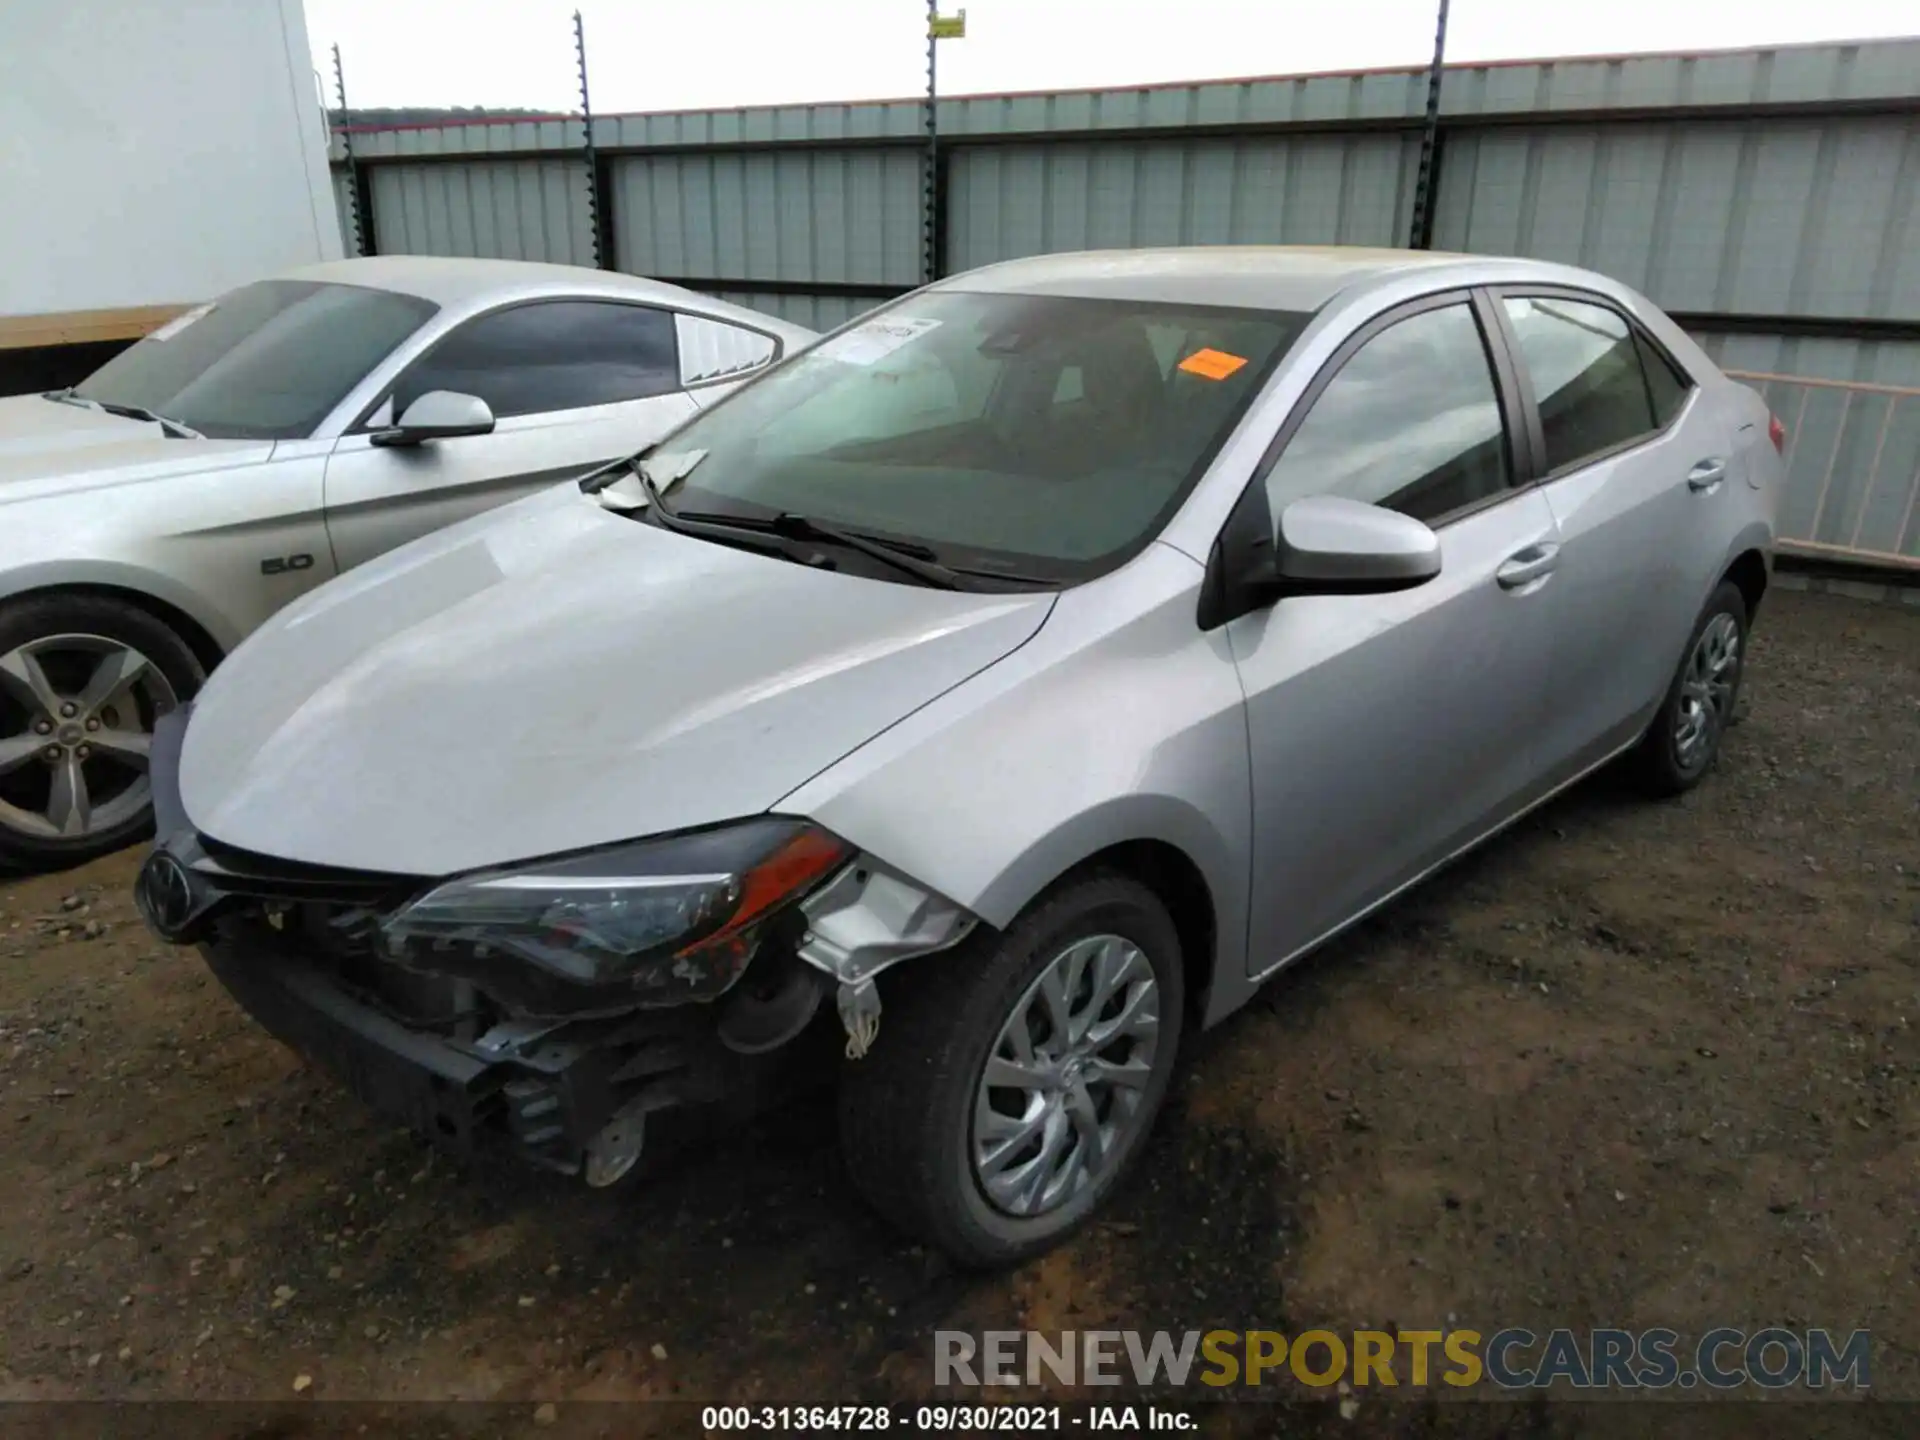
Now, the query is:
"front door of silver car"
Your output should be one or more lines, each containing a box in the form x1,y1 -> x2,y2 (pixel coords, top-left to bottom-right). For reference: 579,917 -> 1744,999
321,299 -> 700,570
1226,293 -> 1563,972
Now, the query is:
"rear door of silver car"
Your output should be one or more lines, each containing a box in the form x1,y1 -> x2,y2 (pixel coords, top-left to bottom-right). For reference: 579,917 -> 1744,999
1486,288 -> 1729,785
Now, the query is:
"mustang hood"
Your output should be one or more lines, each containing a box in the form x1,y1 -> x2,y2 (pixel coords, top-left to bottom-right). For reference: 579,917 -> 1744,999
179,488 -> 1052,875
0,394 -> 270,497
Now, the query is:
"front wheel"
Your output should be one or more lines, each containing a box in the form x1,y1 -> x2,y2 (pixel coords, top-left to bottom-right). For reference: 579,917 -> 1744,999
1628,580 -> 1748,797
839,873 -> 1184,1268
0,594 -> 205,869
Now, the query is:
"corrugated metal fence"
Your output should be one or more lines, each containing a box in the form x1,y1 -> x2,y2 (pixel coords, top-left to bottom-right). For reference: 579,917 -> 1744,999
329,37 -> 1920,562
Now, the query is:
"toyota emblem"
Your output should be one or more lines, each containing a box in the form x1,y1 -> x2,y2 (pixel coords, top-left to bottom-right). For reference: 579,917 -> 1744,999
137,849 -> 200,942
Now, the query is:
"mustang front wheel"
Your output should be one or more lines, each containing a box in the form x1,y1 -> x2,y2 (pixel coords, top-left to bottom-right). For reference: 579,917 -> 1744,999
0,594 -> 205,869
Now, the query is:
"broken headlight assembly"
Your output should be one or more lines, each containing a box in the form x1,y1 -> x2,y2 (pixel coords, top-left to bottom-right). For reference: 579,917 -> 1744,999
377,818 -> 851,1012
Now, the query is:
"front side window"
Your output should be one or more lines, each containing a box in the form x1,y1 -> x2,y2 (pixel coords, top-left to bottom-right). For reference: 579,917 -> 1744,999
71,280 -> 435,440
1264,302 -> 1512,525
396,301 -> 680,420
1501,295 -> 1667,473
649,291 -> 1310,583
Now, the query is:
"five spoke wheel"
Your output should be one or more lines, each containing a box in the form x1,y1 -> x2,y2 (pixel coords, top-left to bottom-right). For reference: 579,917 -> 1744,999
0,634 -> 175,842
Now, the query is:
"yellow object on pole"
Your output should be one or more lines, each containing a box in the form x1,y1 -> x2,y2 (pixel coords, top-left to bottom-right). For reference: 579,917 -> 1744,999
930,10 -> 966,39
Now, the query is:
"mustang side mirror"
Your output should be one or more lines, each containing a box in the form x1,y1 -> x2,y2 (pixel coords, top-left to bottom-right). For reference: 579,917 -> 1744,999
1271,494 -> 1441,594
370,391 -> 495,447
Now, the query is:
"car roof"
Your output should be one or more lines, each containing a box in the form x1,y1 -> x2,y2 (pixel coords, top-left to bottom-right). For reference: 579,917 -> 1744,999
939,245 -> 1510,313
273,255 -> 813,335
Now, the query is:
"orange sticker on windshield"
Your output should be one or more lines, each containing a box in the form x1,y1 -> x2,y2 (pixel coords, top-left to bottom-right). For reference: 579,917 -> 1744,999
1178,347 -> 1248,381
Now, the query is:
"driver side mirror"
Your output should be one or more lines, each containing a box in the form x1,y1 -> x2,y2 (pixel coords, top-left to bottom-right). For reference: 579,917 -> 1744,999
1272,494 -> 1441,594
369,390 -> 495,447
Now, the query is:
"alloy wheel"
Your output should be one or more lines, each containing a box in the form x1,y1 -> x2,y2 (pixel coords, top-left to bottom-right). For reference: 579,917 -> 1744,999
0,634 -> 176,841
970,933 -> 1162,1218
1673,611 -> 1741,768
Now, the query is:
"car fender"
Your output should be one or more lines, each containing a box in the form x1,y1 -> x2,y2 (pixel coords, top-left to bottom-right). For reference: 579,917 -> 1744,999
778,543 -> 1254,1020
0,556 -> 244,655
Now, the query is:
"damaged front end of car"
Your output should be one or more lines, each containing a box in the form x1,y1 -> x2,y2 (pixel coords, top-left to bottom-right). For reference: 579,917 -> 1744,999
135,709 -> 977,1186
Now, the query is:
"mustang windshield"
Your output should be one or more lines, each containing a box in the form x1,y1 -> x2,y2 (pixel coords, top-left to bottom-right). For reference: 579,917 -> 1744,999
69,280 -> 436,440
652,291 -> 1309,583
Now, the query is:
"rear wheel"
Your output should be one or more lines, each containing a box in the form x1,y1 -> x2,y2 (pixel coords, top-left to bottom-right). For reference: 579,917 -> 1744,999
839,873 -> 1183,1268
1628,580 -> 1747,797
0,595 -> 205,869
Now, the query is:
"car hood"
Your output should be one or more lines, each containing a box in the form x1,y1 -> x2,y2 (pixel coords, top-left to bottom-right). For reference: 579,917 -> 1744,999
179,488 -> 1054,875
0,394 -> 269,496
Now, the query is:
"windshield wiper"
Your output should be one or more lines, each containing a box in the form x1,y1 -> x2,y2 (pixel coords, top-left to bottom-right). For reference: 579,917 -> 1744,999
43,389 -> 202,438
676,508 -> 964,590
616,456 -> 965,590
92,401 -> 203,439
623,462 -> 816,563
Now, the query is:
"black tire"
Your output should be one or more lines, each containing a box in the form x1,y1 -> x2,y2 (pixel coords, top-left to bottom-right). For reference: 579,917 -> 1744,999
1627,580 -> 1748,798
0,593 -> 206,870
839,871 -> 1184,1268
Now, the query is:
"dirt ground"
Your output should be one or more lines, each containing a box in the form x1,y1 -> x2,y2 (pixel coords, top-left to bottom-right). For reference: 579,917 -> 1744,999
1,587 -> 1915,1438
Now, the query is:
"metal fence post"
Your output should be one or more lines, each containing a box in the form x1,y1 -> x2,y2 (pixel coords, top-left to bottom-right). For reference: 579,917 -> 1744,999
1408,0 -> 1450,249
923,0 -> 940,286
331,44 -> 375,257
574,10 -> 610,269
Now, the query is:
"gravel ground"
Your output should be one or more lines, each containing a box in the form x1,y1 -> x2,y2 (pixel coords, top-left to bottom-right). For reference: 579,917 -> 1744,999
0,587 -> 1914,1438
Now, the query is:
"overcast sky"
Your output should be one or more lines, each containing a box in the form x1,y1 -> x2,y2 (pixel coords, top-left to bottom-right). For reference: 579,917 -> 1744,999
304,0 -> 1917,116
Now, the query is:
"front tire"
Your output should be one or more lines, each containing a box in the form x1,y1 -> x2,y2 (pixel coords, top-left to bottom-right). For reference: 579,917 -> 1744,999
839,873 -> 1184,1268
0,594 -> 205,869
1628,580 -> 1748,797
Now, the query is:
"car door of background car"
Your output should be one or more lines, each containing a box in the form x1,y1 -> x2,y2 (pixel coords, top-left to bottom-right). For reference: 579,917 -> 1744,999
320,299 -> 700,572
1488,289 -> 1728,786
1226,292 -> 1563,978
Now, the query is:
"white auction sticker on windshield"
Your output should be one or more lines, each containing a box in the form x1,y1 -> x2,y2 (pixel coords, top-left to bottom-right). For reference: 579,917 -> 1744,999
146,304 -> 213,342
816,316 -> 942,367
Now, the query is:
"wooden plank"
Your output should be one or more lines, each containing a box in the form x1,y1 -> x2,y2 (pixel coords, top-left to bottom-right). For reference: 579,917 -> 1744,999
0,304 -> 196,352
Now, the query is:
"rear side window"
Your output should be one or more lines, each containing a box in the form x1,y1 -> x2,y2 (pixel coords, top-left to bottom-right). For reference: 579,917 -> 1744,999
1500,296 -> 1672,473
1264,301 -> 1512,525
1638,332 -> 1694,429
395,300 -> 680,419
675,314 -> 779,386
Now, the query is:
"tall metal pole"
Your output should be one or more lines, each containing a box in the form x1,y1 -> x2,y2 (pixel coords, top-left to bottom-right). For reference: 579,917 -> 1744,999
331,44 -> 367,257
1408,0 -> 1450,250
574,9 -> 608,269
922,0 -> 939,286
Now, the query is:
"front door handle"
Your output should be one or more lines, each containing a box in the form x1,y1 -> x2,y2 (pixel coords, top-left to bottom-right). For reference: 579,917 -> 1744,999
1496,542 -> 1560,591
1688,458 -> 1728,492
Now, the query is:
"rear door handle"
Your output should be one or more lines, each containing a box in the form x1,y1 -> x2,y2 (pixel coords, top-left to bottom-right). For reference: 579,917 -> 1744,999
1688,458 -> 1728,492
1496,542 -> 1560,590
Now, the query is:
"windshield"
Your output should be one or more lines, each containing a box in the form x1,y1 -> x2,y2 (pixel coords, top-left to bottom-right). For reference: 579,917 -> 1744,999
71,280 -> 437,440
651,290 -> 1309,582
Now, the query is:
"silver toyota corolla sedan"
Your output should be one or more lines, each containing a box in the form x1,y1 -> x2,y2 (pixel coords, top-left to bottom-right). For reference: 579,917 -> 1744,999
0,256 -> 812,866
135,246 -> 1781,1266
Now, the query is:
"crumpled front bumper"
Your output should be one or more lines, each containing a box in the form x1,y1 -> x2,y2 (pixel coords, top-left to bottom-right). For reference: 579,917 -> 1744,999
199,918 -> 749,1173
136,708 -> 812,1176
